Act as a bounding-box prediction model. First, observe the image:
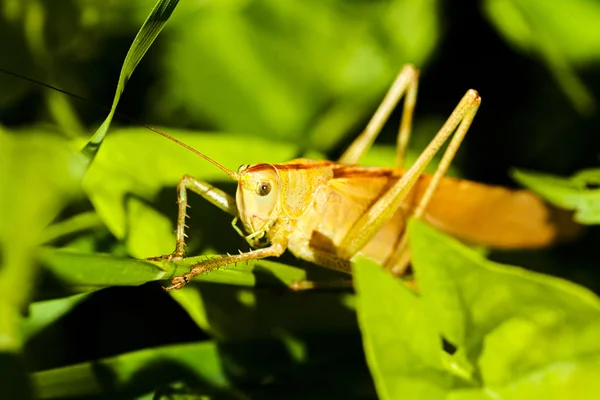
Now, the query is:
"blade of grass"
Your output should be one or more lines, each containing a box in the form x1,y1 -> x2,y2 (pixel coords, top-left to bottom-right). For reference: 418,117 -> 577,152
81,0 -> 180,162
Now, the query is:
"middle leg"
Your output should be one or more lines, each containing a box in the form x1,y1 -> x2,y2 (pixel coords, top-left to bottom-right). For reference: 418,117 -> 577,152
163,243 -> 287,290
147,174 -> 238,260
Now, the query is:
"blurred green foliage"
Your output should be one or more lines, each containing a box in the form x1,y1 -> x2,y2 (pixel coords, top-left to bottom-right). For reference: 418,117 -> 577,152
0,0 -> 599,398
483,0 -> 600,114
513,168 -> 600,225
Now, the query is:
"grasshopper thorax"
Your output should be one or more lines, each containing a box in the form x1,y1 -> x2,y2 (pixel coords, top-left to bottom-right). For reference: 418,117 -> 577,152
236,163 -> 282,247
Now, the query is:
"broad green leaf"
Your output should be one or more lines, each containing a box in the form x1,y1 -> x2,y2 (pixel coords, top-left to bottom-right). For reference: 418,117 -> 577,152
483,0 -> 597,113
39,248 -> 178,290
355,220 -> 600,399
478,313 -> 600,389
512,168 -> 600,224
409,219 -> 600,396
83,128 -> 301,258
82,0 -> 180,161
353,257 -> 453,400
449,354 -> 600,400
38,248 -> 307,292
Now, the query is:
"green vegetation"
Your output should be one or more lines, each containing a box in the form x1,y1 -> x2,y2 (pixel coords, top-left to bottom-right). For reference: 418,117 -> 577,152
0,0 -> 599,398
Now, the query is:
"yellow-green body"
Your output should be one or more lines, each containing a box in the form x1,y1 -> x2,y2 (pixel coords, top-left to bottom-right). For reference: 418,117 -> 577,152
234,158 -> 569,278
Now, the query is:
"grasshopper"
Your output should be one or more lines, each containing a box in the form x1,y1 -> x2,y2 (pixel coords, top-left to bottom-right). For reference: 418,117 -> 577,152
149,64 -> 571,290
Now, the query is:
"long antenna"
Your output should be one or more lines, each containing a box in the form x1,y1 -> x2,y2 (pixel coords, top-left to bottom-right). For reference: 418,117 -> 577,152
0,67 -> 240,181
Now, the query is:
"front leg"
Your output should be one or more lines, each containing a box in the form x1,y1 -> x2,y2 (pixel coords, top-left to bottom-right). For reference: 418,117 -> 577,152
164,243 -> 286,290
146,174 -> 238,260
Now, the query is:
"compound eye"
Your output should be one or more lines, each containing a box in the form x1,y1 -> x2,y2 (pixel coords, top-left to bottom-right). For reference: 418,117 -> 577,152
257,181 -> 272,196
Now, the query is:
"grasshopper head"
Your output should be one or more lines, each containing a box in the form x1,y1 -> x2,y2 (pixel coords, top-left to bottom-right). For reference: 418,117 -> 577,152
235,164 -> 281,247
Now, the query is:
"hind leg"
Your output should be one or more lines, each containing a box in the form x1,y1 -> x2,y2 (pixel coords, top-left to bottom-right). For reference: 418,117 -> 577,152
339,65 -> 419,166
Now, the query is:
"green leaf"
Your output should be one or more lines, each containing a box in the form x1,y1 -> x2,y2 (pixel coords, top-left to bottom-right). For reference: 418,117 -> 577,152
39,248 -> 176,290
448,354 -> 600,400
409,219 -> 600,397
483,0 -> 597,114
38,247 -> 314,299
82,0 -> 180,161
354,220 -> 600,399
512,168 -> 600,224
38,247 -> 357,341
353,257 -> 453,400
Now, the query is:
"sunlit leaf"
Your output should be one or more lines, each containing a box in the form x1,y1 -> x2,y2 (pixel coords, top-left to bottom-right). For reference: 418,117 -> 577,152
448,354 -> 600,399
38,248 -> 307,293
353,257 -> 453,400
409,219 -> 600,397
